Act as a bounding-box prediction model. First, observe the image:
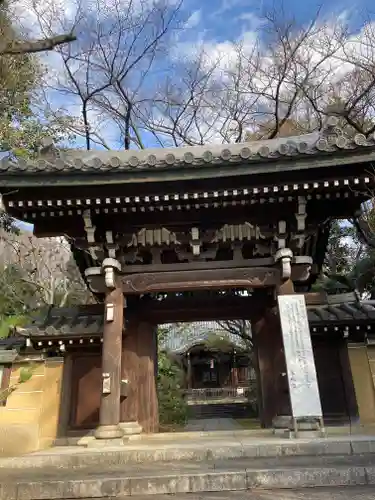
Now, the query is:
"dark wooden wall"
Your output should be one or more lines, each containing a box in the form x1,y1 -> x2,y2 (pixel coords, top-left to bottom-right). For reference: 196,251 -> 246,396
68,320 -> 159,433
254,310 -> 358,428
69,353 -> 101,429
121,320 -> 159,433
314,338 -> 358,422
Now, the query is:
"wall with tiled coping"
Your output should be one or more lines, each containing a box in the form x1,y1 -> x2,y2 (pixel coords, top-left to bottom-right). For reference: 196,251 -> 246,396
0,357 -> 63,457
349,345 -> 375,425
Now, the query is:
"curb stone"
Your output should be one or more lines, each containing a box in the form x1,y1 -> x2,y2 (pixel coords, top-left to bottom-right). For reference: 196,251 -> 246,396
0,439 -> 369,471
3,465 -> 375,499
246,467 -> 367,489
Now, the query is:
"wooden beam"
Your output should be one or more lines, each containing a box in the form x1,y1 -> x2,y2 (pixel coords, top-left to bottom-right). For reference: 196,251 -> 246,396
88,267 -> 280,294
30,204 -> 298,237
22,196 -> 360,239
87,263 -> 314,295
304,292 -> 329,305
136,294 -> 272,323
123,257 -> 275,274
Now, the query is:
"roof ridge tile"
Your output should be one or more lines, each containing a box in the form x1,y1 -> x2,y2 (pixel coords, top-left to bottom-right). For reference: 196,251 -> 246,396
1,122 -> 375,176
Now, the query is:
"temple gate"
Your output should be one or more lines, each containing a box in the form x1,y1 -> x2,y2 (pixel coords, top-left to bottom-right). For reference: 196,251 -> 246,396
1,116 -> 375,441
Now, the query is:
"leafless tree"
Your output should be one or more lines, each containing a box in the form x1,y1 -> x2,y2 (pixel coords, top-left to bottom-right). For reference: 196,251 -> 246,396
0,229 -> 92,308
0,0 -> 76,56
216,320 -> 252,349
38,0 -> 185,150
140,7 -> 375,146
21,2 -> 375,149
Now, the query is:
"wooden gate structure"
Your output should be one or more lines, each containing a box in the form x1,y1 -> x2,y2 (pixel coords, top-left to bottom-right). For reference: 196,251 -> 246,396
2,116 -> 375,438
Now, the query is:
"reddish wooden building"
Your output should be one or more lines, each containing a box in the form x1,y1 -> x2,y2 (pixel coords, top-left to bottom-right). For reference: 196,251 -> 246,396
163,321 -> 252,390
2,116 -> 375,440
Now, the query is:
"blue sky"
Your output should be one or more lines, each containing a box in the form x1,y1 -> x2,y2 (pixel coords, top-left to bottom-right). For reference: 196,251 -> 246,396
68,0 -> 375,150
18,0 -> 375,154
181,0 -> 371,43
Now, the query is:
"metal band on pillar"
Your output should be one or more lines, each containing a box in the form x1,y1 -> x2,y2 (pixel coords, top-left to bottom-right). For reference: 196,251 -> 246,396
275,248 -> 293,281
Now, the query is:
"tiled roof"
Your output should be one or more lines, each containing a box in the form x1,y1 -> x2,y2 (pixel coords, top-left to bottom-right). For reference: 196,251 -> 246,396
15,297 -> 375,339
0,337 -> 26,349
161,321 -> 248,353
1,119 -> 374,176
307,300 -> 375,323
16,306 -> 104,338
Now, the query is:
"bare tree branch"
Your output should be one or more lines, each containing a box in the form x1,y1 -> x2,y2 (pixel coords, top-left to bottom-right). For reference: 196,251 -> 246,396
0,33 -> 76,55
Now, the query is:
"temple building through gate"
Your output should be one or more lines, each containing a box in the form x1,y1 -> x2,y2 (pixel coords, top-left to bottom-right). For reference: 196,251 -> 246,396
2,116 -> 375,447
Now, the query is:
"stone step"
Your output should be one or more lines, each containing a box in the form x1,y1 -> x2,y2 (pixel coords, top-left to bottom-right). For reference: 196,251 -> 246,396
1,436 -> 375,471
2,455 -> 375,499
188,403 -> 253,419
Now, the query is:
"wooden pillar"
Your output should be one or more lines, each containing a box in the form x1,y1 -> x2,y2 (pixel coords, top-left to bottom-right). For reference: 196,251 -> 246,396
95,259 -> 123,440
187,352 -> 192,390
138,321 -> 159,433
231,350 -> 238,387
57,354 -> 73,437
252,307 -> 289,427
120,318 -> 139,425
121,318 -> 159,433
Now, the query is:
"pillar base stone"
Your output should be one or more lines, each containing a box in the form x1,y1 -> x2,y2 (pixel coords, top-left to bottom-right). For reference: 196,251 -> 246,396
272,415 -> 292,431
94,424 -> 123,440
119,421 -> 143,435
86,437 -> 124,448
272,415 -> 325,439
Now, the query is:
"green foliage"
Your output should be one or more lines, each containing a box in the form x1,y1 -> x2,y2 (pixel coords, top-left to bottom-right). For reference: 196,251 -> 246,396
0,113 -> 76,157
314,219 -> 375,298
18,365 -> 35,383
0,2 -> 75,156
0,264 -> 35,317
0,315 -> 27,338
157,347 -> 188,428
0,3 -> 38,109
0,269 -> 45,341
0,212 -> 18,233
0,3 -> 40,154
324,220 -> 357,275
0,363 -> 38,404
203,332 -> 237,351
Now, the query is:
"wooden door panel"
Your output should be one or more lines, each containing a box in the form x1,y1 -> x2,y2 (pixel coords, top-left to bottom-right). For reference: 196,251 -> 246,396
70,355 -> 101,429
313,342 -> 347,418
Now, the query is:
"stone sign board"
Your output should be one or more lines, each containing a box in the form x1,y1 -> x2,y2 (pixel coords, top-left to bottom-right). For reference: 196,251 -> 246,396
278,294 -> 322,418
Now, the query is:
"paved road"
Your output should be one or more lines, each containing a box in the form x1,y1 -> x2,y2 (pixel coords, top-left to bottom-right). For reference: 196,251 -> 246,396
184,417 -> 242,431
95,487 -> 375,499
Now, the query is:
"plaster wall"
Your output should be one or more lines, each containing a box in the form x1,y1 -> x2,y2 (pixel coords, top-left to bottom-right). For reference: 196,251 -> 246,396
348,345 -> 375,424
366,346 -> 375,390
0,357 -> 64,457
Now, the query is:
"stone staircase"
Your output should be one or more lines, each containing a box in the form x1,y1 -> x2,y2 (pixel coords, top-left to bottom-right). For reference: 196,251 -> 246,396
1,433 -> 375,499
188,402 -> 253,420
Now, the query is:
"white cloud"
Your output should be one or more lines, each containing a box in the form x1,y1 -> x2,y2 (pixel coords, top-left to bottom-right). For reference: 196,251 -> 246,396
154,11 -> 375,147
8,0 -> 375,150
210,0 -> 249,18
238,12 -> 263,30
186,9 -> 201,29
11,0 -> 187,149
